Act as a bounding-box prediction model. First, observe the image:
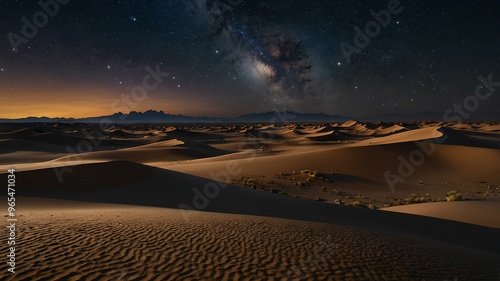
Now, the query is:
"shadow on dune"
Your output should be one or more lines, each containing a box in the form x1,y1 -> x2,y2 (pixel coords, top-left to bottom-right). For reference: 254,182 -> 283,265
50,141 -> 230,164
13,160 -> 500,256
438,127 -> 500,149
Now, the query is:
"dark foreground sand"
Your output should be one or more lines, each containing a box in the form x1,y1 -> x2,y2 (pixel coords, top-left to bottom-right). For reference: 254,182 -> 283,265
1,198 -> 499,281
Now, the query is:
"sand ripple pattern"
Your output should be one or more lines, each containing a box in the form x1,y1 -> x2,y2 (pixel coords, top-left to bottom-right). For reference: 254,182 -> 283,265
1,208 -> 498,281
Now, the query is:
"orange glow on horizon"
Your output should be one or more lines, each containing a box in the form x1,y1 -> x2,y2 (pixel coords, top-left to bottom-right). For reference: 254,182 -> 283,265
0,87 -> 235,119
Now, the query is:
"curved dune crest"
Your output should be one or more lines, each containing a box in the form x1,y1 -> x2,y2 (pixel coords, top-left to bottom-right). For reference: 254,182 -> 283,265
122,138 -> 185,148
48,139 -> 227,163
479,124 -> 500,132
0,127 -> 36,137
358,126 -> 443,145
340,120 -> 358,128
373,124 -> 408,136
305,130 -> 340,141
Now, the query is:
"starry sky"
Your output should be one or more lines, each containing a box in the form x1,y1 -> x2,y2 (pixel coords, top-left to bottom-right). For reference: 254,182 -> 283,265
0,0 -> 499,118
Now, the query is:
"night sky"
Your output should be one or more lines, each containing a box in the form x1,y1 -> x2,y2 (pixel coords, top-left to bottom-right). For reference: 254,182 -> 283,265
0,0 -> 499,119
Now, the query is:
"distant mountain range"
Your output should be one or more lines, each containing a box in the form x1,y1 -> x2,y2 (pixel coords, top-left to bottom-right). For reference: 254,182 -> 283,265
0,110 -> 498,123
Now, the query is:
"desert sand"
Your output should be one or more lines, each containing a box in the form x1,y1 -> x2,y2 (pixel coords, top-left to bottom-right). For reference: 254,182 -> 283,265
0,121 -> 499,280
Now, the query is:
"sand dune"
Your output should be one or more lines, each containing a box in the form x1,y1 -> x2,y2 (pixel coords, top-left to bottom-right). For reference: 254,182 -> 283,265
0,138 -> 66,154
1,121 -> 499,280
160,142 -> 499,195
438,127 -> 500,148
357,126 -> 442,144
372,124 -> 407,136
340,120 -> 357,128
478,123 -> 500,132
384,201 -> 500,228
48,138 -> 228,164
1,197 -> 498,281
11,161 -> 500,254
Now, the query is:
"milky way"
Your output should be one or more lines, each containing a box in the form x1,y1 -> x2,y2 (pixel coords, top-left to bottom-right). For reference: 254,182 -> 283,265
188,0 -> 316,107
